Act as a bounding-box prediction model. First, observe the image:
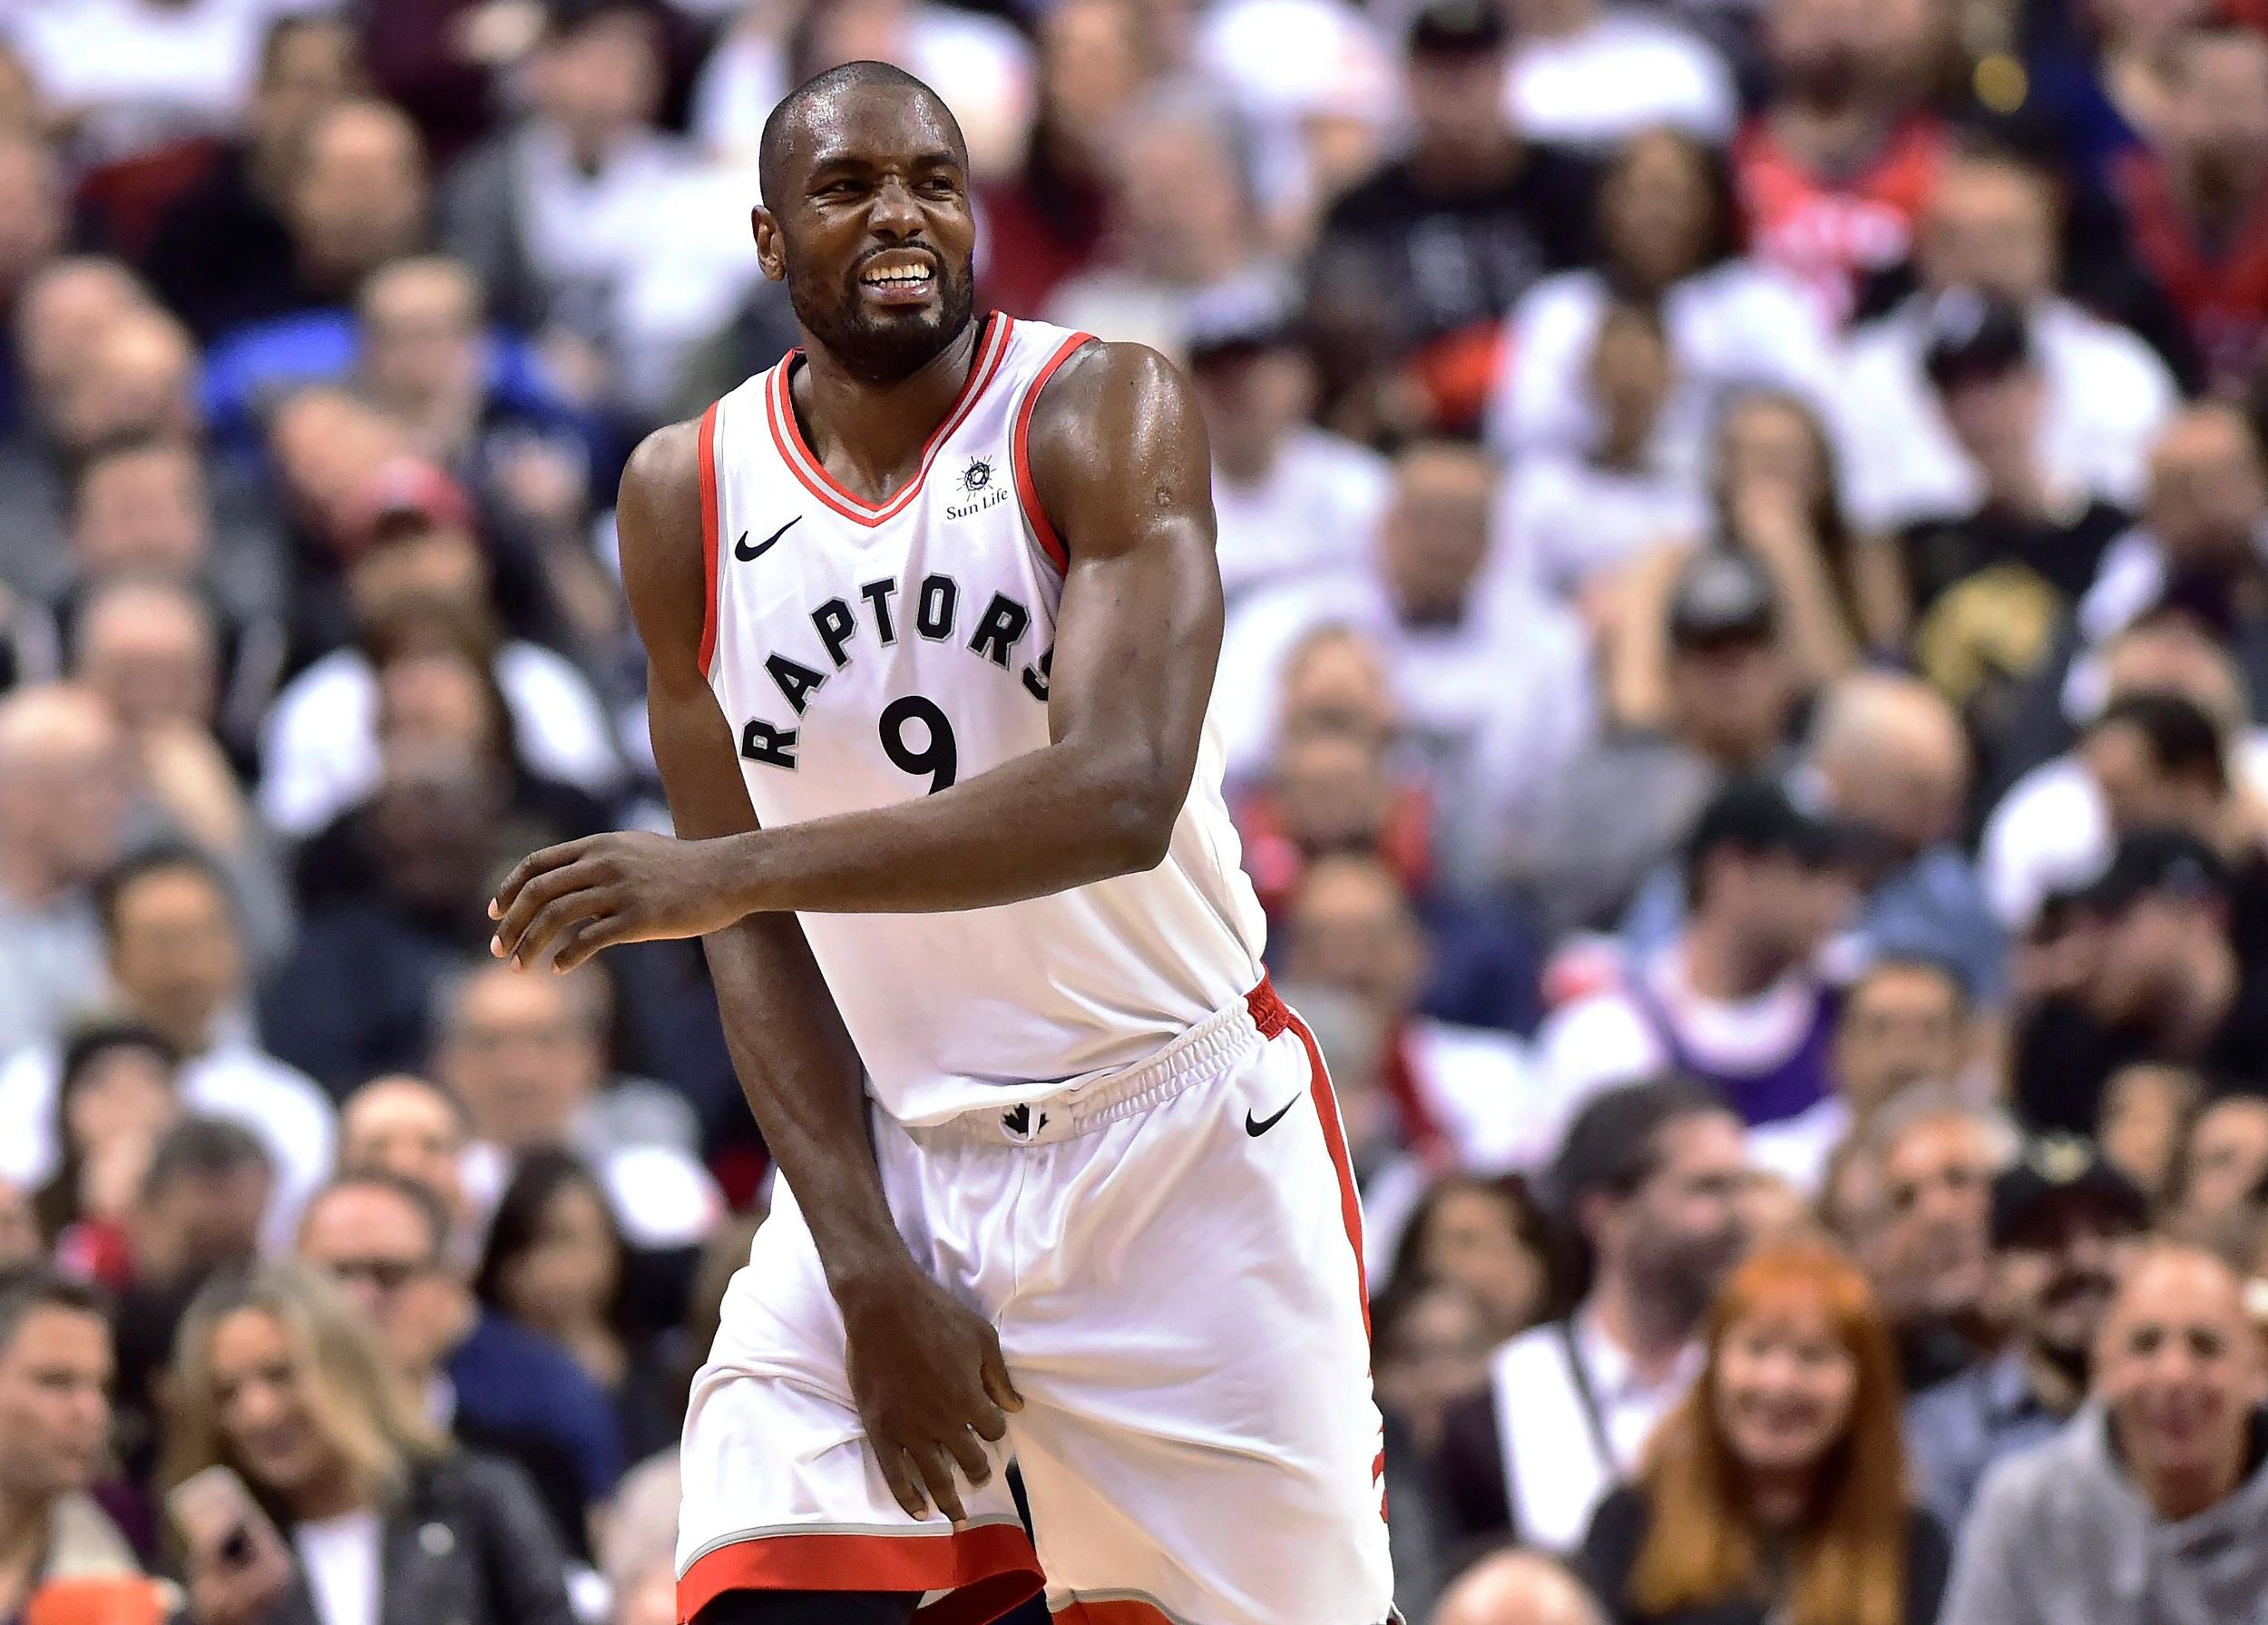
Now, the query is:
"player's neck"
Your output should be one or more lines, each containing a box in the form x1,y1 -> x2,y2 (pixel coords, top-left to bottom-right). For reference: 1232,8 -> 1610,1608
791,316 -> 987,498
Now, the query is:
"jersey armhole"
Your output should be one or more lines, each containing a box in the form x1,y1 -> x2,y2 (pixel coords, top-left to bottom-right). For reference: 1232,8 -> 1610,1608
696,399 -> 722,679
1012,332 -> 1099,576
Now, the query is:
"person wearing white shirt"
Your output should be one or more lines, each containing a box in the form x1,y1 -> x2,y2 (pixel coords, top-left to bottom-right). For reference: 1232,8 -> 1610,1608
1217,441 -> 1595,893
1433,1079 -> 1748,1552
1833,149 -> 2176,535
0,847 -> 333,1248
1501,0 -> 1736,148
1487,129 -> 1835,478
1184,280 -> 1392,606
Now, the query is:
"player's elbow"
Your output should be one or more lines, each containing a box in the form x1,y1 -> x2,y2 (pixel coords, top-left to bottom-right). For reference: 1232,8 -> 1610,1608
1092,773 -> 1180,876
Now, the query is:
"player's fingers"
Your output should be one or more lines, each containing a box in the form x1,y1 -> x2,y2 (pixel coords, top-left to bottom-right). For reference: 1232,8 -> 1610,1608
508,886 -> 604,968
945,1425 -> 993,1486
490,839 -> 584,921
979,1331 -> 1025,1413
549,911 -> 623,974
877,1444 -> 928,1521
494,862 -> 591,960
911,1443 -> 968,1523
967,1397 -> 1010,1444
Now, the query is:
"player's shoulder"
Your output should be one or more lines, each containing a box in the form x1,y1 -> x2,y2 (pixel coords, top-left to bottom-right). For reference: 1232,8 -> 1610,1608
621,414 -> 707,509
1024,337 -> 1202,467
1031,336 -> 1189,420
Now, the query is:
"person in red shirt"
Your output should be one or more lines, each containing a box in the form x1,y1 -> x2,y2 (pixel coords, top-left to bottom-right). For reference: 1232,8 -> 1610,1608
2108,24 -> 2268,396
1735,0 -> 1953,325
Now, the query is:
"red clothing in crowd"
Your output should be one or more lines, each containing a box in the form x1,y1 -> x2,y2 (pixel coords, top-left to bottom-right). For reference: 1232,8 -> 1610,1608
1735,113 -> 1950,325
2109,146 -> 2268,395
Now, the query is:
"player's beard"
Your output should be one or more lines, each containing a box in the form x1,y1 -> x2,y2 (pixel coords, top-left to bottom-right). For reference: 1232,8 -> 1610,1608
793,250 -> 978,386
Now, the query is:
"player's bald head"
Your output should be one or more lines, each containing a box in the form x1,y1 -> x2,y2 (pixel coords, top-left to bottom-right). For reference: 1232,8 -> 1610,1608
758,60 -> 967,213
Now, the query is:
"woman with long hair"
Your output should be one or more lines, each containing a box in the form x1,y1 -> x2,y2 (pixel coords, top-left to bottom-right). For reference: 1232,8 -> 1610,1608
163,1262 -> 576,1625
34,1019 -> 181,1286
473,1150 -> 678,1462
1384,1173 -> 1563,1345
1577,1241 -> 1950,1625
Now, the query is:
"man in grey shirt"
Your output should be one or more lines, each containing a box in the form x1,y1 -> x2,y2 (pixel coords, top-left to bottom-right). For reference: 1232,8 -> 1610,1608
0,687 -> 123,1057
1906,1137 -> 2147,1532
1941,1245 -> 2268,1625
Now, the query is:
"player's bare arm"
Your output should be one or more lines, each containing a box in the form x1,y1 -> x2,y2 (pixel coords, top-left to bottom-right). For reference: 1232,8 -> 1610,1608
611,422 -> 1022,1524
490,338 -> 1222,969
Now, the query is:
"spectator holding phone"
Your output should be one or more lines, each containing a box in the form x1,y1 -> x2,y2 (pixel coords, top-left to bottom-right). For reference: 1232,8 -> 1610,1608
162,1261 -> 576,1625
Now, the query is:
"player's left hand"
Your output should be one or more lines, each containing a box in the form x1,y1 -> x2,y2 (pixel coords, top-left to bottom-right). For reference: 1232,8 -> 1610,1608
489,830 -> 745,970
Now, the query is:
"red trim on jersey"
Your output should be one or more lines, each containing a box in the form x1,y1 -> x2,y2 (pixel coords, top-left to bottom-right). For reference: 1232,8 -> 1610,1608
1284,1000 -> 1371,1338
1012,332 -> 1097,574
676,1522 -> 1041,1625
696,400 -> 722,678
1050,1600 -> 1177,1624
766,314 -> 1014,527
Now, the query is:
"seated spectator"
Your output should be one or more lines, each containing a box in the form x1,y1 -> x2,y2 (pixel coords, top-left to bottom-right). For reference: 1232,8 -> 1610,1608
1501,0 -> 1734,151
2162,1091 -> 2268,1264
0,847 -> 333,1248
1525,552 -> 1804,938
1383,1175 -> 1560,1345
295,1172 -> 626,1558
1537,779 -> 1854,1130
2102,25 -> 2268,396
1375,1277 -> 1495,1459
0,1271 -> 145,1622
1834,146 -> 2177,537
1625,673 -> 2002,1005
1900,292 -> 2136,725
1436,1080 -> 1749,1552
1433,1550 -> 1608,1625
1940,1244 -> 2268,1623
1750,955 -> 1968,1192
142,14 -> 367,342
1906,1136 -> 2146,1532
1218,441 -> 1594,892
1489,131 -> 1832,476
597,1454 -> 679,1625
2014,830 -> 2268,1136
1046,87 -> 1278,363
337,1072 -> 474,1243
433,963 -> 719,1253
1245,722 -> 1541,1034
1604,395 -> 1865,729
1733,0 -> 1950,324
162,1261 -> 579,1625
1305,0 -> 1596,442
1184,279 -> 1390,607
31,1020 -> 181,1288
1492,301 -> 1708,617
1836,1088 -> 2017,1391
0,687 -> 130,1057
259,384 -> 413,609
1577,1242 -> 1951,1625
258,463 -> 621,840
1277,854 -> 1554,1173
473,1150 -> 678,1463
2096,1061 -> 2202,1203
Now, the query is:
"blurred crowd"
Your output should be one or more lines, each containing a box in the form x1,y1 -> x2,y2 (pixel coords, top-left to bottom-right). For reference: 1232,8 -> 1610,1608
10,0 -> 2268,1624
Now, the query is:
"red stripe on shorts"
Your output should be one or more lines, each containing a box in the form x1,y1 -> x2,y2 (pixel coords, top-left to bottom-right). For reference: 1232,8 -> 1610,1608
1050,1601 -> 1178,1624
677,1522 -> 1042,1625
1284,1002 -> 1370,1336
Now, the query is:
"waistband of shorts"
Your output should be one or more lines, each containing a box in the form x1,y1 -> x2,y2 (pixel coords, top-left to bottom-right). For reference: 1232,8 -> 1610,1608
919,974 -> 1295,1148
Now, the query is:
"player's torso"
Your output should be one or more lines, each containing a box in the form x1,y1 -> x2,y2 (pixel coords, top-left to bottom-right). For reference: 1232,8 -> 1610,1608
700,314 -> 1266,1121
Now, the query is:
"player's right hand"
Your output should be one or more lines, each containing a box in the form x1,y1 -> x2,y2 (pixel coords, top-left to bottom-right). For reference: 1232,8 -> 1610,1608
838,1264 -> 1024,1523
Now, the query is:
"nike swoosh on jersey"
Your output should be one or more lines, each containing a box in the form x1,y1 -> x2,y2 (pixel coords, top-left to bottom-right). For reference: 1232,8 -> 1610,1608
736,516 -> 800,561
1246,1095 -> 1301,1137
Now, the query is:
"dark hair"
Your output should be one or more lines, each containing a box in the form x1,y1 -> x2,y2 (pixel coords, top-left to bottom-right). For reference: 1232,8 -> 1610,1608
472,1150 -> 634,1338
1385,1172 -> 1568,1317
34,1018 -> 181,1242
759,60 -> 967,212
307,1171 -> 452,1266
0,1266 -> 110,1360
1548,1076 -> 1734,1224
1711,390 -> 1861,638
1601,127 -> 1743,290
1845,954 -> 1969,1019
1369,1271 -> 1485,1366
94,844 -> 235,943
2088,690 -> 2229,794
142,1117 -> 270,1203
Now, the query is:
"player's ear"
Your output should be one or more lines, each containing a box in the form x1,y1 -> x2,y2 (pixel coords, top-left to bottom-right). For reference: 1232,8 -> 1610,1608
752,207 -> 787,282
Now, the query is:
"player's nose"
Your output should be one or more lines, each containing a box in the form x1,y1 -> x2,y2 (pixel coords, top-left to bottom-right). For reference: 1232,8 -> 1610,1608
867,174 -> 923,235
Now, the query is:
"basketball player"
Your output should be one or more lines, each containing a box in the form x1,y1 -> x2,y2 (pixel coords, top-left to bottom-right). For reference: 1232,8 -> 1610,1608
488,61 -> 1395,1625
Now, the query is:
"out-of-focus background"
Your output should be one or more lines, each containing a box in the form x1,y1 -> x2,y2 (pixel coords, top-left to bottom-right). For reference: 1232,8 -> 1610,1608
8,1 -> 2268,1622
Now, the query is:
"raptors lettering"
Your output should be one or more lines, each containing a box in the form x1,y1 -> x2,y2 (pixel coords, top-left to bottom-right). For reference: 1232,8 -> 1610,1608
737,570 -> 1053,770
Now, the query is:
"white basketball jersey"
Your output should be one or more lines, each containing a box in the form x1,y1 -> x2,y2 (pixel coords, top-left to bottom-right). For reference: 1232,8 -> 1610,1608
699,314 -> 1268,1125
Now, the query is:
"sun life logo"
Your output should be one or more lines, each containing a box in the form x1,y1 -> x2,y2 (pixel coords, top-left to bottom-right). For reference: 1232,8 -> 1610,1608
946,453 -> 1008,520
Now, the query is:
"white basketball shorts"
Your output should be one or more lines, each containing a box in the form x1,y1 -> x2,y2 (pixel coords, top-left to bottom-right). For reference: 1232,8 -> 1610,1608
675,975 -> 1397,1625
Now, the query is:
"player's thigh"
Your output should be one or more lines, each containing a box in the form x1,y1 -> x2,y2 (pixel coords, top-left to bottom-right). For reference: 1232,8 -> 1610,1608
1006,1026 -> 1394,1625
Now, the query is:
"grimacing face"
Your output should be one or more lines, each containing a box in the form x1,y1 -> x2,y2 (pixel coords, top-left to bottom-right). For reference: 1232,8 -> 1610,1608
756,85 -> 978,387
